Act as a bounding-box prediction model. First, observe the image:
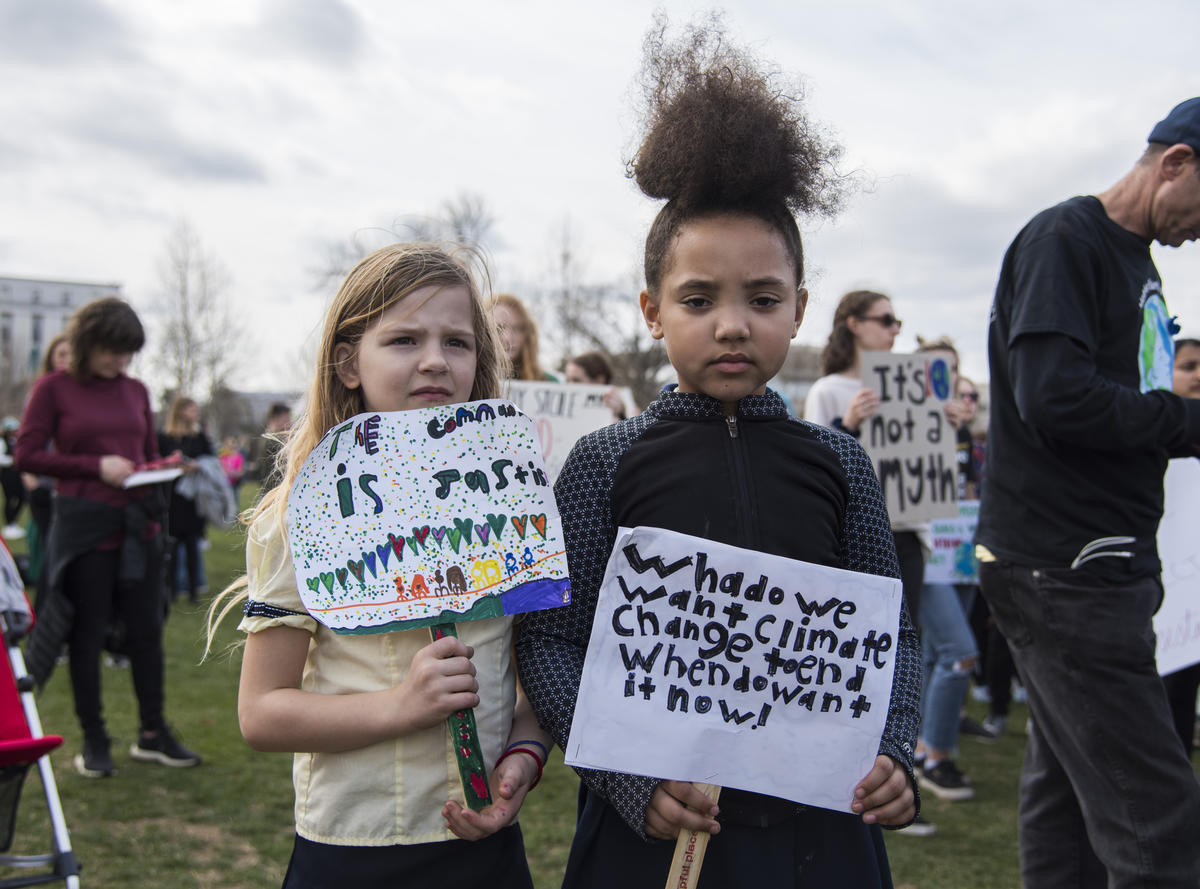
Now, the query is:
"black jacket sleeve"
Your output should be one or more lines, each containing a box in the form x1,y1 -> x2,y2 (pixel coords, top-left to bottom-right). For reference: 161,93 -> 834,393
1009,332 -> 1200,451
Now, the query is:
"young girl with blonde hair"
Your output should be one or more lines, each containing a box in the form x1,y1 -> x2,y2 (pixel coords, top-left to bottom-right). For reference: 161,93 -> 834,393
209,243 -> 549,889
489,293 -> 555,381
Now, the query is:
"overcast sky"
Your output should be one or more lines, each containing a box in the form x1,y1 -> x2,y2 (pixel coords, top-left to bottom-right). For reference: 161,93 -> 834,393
3,0 -> 1199,391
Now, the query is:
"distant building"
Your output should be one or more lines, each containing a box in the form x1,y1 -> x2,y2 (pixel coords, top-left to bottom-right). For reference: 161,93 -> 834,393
0,276 -> 121,382
769,343 -> 823,415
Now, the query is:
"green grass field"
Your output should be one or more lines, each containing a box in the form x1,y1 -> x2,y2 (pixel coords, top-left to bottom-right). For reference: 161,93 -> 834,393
0,492 -> 1194,888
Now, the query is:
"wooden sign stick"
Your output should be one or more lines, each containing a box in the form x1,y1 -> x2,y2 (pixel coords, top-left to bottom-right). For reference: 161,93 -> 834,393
431,623 -> 492,811
664,783 -> 721,889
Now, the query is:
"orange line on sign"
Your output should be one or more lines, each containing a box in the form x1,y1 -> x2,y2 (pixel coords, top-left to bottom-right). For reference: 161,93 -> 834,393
310,550 -> 566,613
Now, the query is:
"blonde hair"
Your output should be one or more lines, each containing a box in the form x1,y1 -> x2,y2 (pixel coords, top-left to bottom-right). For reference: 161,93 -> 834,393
205,242 -> 505,654
164,396 -> 198,438
490,292 -> 546,381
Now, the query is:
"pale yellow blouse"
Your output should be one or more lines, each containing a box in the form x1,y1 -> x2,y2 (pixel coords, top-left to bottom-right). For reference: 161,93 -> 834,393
239,515 -> 517,846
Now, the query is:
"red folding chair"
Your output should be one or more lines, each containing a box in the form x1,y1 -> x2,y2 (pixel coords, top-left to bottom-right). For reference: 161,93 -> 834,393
0,541 -> 78,889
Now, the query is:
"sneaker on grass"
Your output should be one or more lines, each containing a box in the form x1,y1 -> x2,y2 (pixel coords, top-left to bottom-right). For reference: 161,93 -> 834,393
130,725 -> 201,767
960,714 -> 1000,743
918,759 -> 975,801
74,734 -> 115,778
982,714 -> 1008,737
895,814 -> 937,837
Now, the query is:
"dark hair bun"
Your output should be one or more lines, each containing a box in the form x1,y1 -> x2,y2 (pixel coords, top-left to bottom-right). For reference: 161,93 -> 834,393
630,13 -> 843,219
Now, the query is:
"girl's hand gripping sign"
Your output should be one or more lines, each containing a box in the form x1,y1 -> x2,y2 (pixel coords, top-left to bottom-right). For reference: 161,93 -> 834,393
287,400 -> 571,634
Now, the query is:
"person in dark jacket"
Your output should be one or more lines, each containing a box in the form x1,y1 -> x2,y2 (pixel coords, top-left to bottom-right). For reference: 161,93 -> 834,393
976,99 -> 1200,888
15,297 -> 201,778
158,395 -> 213,603
515,20 -> 918,888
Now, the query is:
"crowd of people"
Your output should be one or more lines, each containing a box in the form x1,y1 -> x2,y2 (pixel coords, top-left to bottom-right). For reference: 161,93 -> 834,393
2,17 -> 1199,889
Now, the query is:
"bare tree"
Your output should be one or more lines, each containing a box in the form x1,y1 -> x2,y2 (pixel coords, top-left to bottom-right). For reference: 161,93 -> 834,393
545,221 -> 668,407
153,220 -> 242,406
312,192 -> 497,291
440,192 -> 495,249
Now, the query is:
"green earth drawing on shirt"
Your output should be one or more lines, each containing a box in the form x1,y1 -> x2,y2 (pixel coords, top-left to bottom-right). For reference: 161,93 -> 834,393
1139,285 -> 1174,393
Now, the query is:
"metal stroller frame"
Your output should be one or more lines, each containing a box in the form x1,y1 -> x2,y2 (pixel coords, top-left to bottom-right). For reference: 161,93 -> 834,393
0,543 -> 78,889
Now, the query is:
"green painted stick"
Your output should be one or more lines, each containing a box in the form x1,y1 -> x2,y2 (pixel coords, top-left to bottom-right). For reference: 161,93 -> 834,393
431,623 -> 492,811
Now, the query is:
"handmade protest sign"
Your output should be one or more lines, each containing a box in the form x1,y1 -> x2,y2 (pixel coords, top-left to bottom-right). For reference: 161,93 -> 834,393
565,526 -> 902,813
859,350 -> 958,524
1155,459 -> 1200,675
506,380 -> 634,480
925,500 -> 980,585
287,400 -> 571,635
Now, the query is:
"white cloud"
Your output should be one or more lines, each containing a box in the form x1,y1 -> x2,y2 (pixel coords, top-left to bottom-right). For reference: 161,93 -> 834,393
2,0 -> 1199,392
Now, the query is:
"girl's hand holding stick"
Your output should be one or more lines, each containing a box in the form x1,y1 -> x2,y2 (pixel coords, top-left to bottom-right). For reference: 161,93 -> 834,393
663,783 -> 721,889
442,738 -> 546,840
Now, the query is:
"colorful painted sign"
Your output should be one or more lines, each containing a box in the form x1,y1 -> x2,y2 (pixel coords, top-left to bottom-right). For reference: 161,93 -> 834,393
287,401 -> 571,634
925,500 -> 980,585
859,351 -> 959,524
505,380 -> 634,480
565,526 -> 901,813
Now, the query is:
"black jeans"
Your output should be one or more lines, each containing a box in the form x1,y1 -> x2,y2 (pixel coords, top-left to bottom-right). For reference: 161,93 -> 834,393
62,547 -> 166,740
892,530 -> 924,624
979,558 -> 1200,889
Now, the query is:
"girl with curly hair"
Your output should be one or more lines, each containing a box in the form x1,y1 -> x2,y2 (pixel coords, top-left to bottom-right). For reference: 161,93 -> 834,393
516,16 -> 919,888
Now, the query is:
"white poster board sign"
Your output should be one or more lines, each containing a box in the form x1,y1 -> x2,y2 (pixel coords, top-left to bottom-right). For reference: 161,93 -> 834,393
505,380 -> 632,480
859,351 -> 958,524
1155,458 -> 1200,675
924,500 -> 980,585
565,526 -> 902,813
287,401 -> 570,634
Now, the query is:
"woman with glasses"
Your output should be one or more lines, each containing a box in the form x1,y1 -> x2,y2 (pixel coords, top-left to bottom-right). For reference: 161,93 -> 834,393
805,292 -> 939,834
803,290 -> 901,436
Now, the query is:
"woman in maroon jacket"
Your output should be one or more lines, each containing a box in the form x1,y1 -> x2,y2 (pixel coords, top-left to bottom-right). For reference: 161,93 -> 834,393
15,297 -> 200,777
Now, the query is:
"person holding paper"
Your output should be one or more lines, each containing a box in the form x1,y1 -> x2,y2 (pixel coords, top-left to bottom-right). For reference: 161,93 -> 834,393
565,351 -> 630,422
804,292 -> 926,628
976,99 -> 1200,888
1162,336 -> 1200,757
517,18 -> 921,888
207,244 -> 549,889
14,296 -> 200,778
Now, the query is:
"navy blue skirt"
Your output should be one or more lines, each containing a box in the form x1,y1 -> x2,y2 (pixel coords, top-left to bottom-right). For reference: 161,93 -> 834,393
282,824 -> 534,889
563,786 -> 894,889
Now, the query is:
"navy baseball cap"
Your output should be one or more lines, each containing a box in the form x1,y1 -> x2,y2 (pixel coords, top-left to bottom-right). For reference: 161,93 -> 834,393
1148,98 -> 1200,153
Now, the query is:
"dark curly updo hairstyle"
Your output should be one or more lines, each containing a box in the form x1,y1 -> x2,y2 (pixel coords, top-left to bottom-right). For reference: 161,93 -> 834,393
629,13 -> 844,296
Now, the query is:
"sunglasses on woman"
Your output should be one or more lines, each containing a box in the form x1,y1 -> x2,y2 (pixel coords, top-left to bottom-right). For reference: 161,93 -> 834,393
858,313 -> 903,330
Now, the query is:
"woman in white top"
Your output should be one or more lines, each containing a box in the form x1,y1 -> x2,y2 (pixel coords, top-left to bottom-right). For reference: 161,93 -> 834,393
803,290 -> 899,434
803,290 -> 924,620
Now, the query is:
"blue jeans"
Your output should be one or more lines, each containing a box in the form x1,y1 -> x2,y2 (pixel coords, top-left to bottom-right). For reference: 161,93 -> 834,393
979,558 -> 1200,889
919,583 -> 977,751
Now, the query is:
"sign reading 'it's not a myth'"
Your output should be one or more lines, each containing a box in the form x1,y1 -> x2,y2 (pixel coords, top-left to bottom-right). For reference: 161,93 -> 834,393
859,351 -> 959,524
287,401 -> 570,634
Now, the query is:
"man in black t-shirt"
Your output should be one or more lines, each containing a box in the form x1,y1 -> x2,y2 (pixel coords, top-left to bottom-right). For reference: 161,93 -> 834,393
977,99 -> 1200,889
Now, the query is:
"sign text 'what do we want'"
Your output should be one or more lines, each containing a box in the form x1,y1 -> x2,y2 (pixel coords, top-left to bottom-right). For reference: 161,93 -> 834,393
287,400 -> 570,634
859,350 -> 959,524
565,527 -> 902,813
